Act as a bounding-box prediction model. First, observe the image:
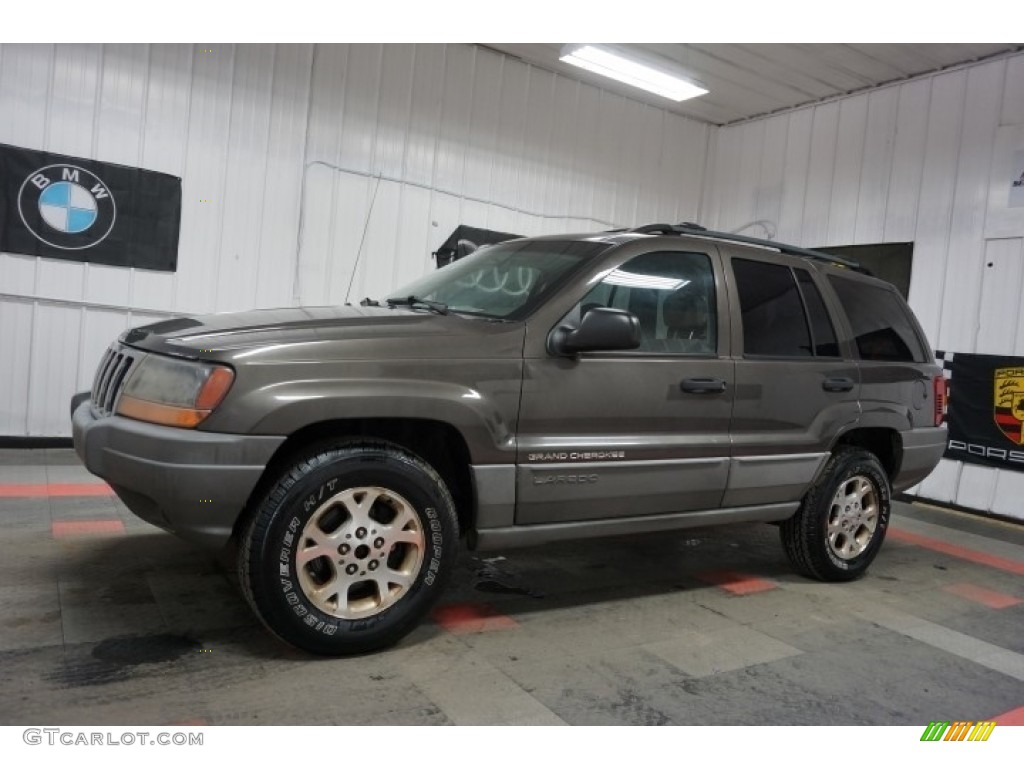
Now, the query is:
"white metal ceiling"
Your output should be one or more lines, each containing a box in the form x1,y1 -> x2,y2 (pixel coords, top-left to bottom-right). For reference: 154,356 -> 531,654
486,43 -> 1022,125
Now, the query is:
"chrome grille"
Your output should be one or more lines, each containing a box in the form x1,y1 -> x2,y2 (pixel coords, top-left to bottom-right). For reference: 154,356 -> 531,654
90,346 -> 137,415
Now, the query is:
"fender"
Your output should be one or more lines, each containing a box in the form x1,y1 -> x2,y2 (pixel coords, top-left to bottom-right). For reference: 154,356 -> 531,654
208,372 -> 523,466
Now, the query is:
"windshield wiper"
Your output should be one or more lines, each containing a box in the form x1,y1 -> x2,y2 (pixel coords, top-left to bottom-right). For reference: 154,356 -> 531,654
359,297 -> 380,306
385,295 -> 449,315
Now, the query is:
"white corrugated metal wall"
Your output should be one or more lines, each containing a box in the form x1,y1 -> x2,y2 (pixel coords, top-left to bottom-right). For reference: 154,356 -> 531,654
703,50 -> 1024,520
0,43 -> 711,436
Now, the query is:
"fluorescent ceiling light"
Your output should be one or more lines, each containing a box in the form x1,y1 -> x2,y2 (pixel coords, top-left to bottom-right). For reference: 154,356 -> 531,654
604,271 -> 689,291
559,44 -> 708,102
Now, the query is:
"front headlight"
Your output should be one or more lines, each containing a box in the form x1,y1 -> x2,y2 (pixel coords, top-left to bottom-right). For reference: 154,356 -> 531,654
116,355 -> 235,428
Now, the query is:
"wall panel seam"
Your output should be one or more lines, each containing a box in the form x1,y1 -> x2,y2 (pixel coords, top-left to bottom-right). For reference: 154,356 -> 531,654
251,42 -> 279,310
211,44 -> 239,313
933,72 -> 970,351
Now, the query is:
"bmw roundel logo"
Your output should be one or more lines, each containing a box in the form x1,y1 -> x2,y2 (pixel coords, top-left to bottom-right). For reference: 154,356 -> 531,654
17,164 -> 117,250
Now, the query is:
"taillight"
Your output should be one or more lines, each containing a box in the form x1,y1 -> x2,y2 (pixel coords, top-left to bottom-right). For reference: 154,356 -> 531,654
933,375 -> 946,427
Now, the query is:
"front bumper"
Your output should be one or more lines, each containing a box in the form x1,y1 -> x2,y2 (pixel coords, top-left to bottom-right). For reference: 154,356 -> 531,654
71,396 -> 285,549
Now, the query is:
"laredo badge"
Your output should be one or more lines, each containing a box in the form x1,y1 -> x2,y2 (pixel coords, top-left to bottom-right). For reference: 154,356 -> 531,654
17,164 -> 116,250
994,367 -> 1024,445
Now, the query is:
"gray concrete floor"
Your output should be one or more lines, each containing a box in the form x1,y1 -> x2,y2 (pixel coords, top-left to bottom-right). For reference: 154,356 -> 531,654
0,448 -> 1022,725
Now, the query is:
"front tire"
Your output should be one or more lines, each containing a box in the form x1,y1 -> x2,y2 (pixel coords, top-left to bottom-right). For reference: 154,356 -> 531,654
780,447 -> 891,582
238,440 -> 459,655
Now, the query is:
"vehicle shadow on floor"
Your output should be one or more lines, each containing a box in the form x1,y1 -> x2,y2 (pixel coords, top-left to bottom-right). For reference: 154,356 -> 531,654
50,520 -> 816,659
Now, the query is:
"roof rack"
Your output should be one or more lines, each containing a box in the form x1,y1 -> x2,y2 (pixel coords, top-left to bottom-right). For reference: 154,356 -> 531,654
629,223 -> 867,273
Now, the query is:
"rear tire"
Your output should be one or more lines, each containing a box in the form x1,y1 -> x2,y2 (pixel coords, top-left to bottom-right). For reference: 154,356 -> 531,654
238,440 -> 459,655
780,447 -> 890,582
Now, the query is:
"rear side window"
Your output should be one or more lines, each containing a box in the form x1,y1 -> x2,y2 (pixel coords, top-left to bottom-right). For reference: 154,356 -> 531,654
732,259 -> 812,357
828,276 -> 927,362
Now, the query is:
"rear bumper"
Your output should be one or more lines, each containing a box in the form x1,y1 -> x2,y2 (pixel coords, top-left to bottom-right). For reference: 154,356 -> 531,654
71,396 -> 284,549
893,426 -> 948,493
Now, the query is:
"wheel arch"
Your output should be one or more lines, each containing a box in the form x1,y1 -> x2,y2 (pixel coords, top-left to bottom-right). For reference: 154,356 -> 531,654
233,417 -> 476,541
831,426 -> 903,482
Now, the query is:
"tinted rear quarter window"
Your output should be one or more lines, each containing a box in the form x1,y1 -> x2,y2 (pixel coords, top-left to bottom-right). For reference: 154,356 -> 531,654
828,276 -> 927,362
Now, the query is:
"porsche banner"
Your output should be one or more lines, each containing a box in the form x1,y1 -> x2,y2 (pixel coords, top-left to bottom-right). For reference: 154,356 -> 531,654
940,351 -> 1024,471
0,143 -> 181,271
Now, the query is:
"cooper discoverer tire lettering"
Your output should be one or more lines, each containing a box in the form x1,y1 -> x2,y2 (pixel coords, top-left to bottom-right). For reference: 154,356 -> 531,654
238,440 -> 459,655
780,446 -> 891,582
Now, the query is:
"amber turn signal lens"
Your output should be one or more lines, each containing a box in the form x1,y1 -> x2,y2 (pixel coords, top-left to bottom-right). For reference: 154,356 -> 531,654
196,366 -> 235,410
116,396 -> 209,428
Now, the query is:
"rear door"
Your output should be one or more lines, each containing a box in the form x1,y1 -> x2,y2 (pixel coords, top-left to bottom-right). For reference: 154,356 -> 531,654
724,252 -> 861,506
515,243 -> 735,525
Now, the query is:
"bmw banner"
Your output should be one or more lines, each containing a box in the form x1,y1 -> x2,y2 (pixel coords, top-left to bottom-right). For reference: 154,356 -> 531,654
0,143 -> 181,271
939,350 -> 1024,472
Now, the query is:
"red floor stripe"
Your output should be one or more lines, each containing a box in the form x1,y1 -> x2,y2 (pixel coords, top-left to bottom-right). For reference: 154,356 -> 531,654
943,583 -> 1022,609
695,570 -> 777,595
48,483 -> 115,497
0,482 -> 113,498
432,603 -> 519,634
992,706 -> 1024,725
889,528 -> 1024,576
51,519 -> 125,538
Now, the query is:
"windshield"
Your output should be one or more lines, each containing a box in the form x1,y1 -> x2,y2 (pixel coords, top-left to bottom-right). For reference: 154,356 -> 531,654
385,239 -> 612,319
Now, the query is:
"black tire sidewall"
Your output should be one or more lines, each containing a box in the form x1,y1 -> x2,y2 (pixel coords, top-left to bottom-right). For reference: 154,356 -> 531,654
816,451 -> 891,577
247,446 -> 457,654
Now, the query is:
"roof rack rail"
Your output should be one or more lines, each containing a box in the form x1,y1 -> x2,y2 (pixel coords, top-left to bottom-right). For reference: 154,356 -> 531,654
628,222 -> 866,273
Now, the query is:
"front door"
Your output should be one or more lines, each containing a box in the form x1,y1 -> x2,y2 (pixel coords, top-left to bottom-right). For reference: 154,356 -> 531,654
515,248 -> 734,525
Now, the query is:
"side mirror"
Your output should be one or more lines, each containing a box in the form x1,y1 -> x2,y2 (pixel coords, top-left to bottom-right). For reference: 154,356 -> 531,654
550,307 -> 642,356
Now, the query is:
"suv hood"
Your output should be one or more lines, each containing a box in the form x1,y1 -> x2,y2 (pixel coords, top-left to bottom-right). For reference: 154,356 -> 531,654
119,305 -> 526,362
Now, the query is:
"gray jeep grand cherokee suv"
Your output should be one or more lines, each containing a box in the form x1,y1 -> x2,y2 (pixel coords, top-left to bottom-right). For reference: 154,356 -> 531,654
72,223 -> 947,655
